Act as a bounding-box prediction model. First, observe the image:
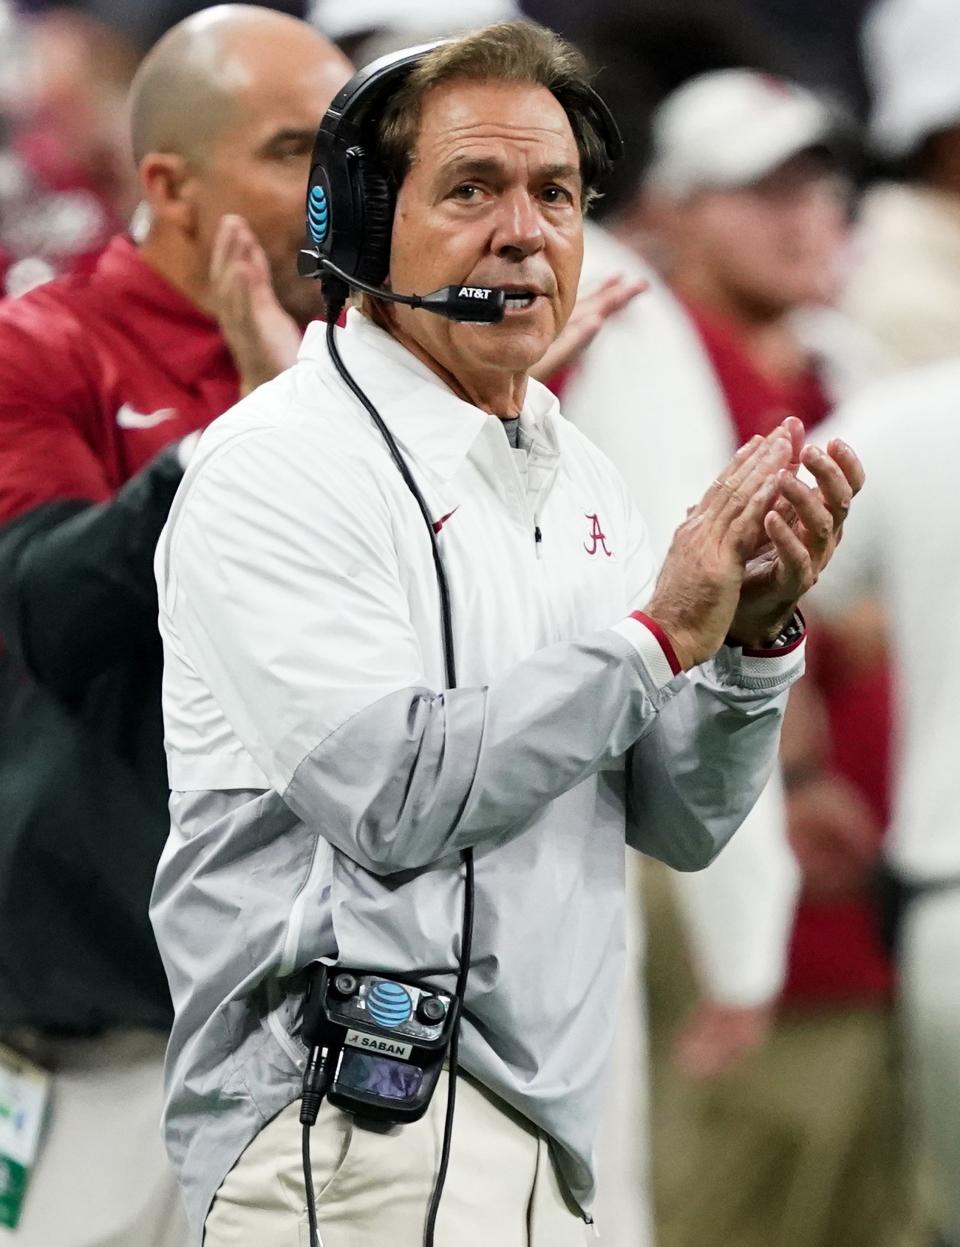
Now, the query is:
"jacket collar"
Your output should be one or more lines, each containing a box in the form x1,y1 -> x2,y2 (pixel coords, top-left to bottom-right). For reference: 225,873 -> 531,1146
298,309 -> 562,482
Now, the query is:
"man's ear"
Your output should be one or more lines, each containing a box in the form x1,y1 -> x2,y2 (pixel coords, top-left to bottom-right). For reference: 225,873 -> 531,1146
138,152 -> 199,232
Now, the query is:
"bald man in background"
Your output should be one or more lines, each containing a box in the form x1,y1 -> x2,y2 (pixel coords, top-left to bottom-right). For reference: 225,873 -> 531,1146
0,7 -> 637,1241
0,9 -> 352,1244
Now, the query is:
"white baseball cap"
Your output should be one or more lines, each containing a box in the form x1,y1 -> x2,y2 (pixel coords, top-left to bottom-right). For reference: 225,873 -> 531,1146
865,0 -> 960,159
310,0 -> 519,40
645,69 -> 843,197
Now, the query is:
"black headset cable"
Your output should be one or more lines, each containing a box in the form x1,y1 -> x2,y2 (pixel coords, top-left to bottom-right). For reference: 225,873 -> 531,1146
296,307 -> 475,1247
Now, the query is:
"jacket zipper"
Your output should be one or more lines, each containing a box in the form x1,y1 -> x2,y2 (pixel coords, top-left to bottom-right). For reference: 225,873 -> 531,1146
530,509 -> 565,644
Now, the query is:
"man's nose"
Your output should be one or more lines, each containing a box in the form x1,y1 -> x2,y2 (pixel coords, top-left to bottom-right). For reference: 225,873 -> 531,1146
490,189 -> 546,261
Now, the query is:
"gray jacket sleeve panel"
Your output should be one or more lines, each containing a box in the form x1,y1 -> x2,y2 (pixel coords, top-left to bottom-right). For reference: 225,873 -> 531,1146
625,648 -> 804,871
283,630 -> 679,877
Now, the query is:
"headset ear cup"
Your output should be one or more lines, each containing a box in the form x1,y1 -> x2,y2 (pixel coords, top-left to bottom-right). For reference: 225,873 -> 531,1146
352,154 -> 395,287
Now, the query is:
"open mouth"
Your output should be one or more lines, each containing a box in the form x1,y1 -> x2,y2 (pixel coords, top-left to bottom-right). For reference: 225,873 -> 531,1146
502,288 -> 539,311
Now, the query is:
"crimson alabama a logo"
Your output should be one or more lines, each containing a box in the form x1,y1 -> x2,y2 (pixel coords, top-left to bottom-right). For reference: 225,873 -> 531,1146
584,513 -> 613,558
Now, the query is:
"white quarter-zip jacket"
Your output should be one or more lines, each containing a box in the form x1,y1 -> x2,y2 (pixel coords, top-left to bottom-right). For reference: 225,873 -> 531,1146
151,309 -> 805,1240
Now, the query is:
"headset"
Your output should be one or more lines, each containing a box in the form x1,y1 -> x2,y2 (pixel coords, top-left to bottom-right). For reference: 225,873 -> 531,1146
295,39 -> 622,1247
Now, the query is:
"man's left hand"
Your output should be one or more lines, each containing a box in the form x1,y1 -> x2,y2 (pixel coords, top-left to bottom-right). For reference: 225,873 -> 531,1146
729,418 -> 865,647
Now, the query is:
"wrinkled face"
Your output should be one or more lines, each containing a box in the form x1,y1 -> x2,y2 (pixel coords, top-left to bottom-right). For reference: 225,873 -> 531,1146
384,78 -> 585,384
673,152 -> 849,314
191,42 -> 350,323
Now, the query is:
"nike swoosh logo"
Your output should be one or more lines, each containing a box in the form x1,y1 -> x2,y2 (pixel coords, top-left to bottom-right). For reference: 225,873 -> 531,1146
432,507 -> 460,534
116,403 -> 177,430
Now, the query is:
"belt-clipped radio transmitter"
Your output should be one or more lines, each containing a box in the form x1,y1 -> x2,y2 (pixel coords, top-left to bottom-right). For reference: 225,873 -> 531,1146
301,964 -> 456,1124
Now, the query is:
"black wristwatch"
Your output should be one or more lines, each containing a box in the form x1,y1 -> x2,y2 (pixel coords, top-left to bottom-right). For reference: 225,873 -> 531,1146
728,610 -> 806,653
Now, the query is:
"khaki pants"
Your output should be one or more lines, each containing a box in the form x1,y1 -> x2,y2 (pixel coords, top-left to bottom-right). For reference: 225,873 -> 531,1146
205,1073 -> 589,1247
643,863 -> 924,1247
0,1029 -> 188,1247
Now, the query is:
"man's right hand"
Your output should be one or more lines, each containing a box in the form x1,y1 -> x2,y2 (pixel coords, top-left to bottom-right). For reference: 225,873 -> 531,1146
644,426 -> 795,670
673,999 -> 774,1079
209,214 -> 301,396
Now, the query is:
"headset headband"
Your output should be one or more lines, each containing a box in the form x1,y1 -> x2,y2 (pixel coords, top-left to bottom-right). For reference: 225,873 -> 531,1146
322,41 -> 446,138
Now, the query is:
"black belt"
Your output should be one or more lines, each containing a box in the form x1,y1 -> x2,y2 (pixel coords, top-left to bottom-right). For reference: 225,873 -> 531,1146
875,864 -> 960,957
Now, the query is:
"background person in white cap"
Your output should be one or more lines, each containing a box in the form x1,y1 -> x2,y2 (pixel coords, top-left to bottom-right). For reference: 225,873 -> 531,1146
637,69 -> 864,363
562,67 -> 918,1247
842,0 -> 960,368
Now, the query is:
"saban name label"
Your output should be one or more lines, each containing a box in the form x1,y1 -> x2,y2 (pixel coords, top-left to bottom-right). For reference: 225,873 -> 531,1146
344,1029 -> 413,1060
458,286 -> 490,299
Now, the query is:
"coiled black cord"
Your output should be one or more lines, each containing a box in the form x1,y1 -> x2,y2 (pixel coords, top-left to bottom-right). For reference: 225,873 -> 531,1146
298,309 -> 475,1247
422,849 -> 474,1246
325,312 -> 456,681
303,1118 -> 322,1247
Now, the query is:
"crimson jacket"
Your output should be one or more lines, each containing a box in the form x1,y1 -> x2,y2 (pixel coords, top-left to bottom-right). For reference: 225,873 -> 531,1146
0,236 -> 240,1031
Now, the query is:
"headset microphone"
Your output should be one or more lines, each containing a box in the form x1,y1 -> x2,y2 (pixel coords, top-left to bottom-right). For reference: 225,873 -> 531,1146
297,248 -> 506,324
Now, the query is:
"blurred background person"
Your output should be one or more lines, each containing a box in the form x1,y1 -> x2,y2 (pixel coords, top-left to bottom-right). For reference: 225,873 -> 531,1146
630,68 -> 886,431
561,51 -> 920,1247
0,9 -> 353,1242
833,8 -> 960,1240
843,0 -> 960,368
813,360 -> 960,1247
0,0 -> 312,296
0,0 -> 137,295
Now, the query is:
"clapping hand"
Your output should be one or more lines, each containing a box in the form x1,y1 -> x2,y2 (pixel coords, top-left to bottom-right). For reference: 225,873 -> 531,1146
729,417 -> 865,648
645,418 -> 865,670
